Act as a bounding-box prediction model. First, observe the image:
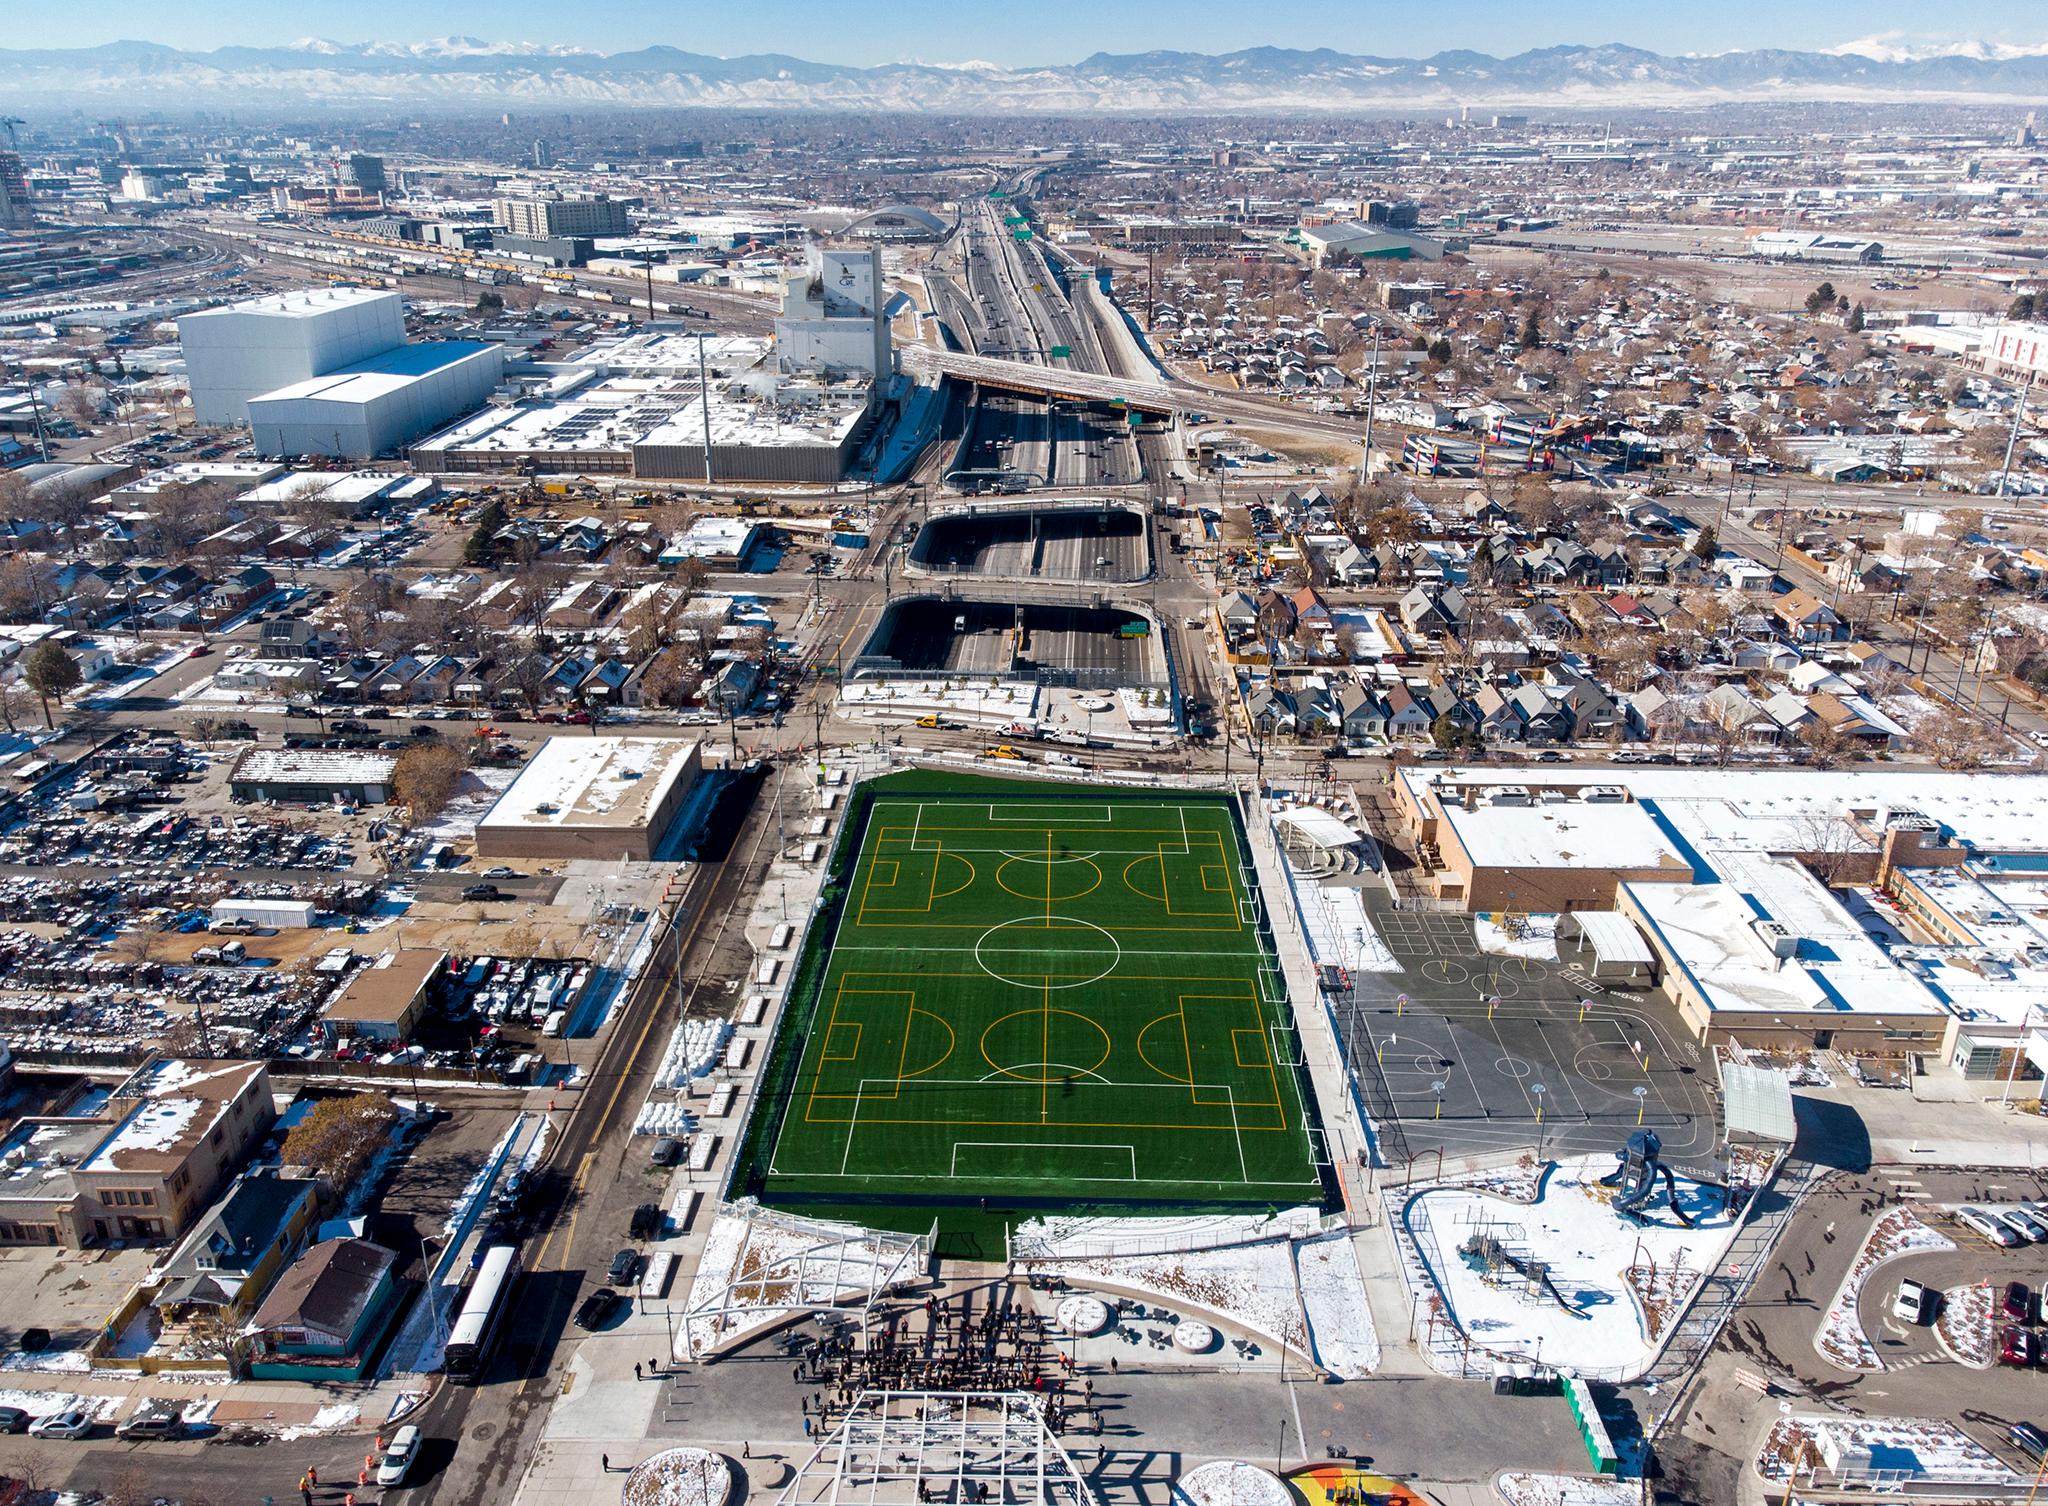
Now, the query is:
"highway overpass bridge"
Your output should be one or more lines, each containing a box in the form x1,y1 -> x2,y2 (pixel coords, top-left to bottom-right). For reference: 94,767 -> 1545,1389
903,346 -> 1181,417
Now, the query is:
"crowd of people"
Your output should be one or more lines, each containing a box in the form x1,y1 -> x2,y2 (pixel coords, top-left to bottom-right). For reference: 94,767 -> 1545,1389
789,1288 -> 1103,1441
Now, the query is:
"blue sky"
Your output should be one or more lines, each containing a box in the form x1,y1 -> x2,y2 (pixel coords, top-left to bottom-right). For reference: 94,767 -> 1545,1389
29,0 -> 2048,62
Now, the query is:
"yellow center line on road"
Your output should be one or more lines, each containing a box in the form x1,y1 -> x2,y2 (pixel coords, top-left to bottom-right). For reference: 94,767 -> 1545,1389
532,906 -> 693,1272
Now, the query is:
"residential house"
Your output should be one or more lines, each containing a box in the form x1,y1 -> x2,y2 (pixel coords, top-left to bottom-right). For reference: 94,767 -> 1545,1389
1769,588 -> 1844,644
1398,585 -> 1467,636
1508,684 -> 1576,744
245,1236 -> 402,1381
1703,684 -> 1782,744
147,1170 -> 323,1330
1334,683 -> 1387,742
1383,684 -> 1433,740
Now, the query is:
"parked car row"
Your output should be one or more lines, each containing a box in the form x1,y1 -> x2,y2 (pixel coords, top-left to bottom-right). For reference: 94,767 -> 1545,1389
1958,1203 -> 2048,1248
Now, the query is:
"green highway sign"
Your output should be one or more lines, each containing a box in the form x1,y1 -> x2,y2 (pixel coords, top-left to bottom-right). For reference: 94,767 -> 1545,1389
1014,229 -> 1032,241
1004,214 -> 1026,226
1050,344 -> 1071,359
989,189 -> 1009,199
1129,411 -> 1144,426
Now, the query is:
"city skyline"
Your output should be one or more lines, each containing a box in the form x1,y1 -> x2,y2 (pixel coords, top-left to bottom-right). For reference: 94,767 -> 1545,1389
23,0 -> 2048,67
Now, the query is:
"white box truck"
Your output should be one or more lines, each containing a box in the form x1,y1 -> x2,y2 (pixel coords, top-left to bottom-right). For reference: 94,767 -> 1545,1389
210,898 -> 317,930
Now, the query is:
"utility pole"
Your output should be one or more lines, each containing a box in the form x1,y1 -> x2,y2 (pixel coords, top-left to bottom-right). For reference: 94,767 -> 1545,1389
1996,381 -> 2031,500
646,258 -> 656,324
695,332 -> 716,486
1360,326 -> 1382,489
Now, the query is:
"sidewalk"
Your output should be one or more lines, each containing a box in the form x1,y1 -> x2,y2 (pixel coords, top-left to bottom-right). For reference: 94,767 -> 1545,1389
0,1364 -> 427,1434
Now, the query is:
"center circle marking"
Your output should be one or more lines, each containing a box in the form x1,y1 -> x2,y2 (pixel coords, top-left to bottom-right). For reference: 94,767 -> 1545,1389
973,914 -> 1122,990
980,1007 -> 1114,1082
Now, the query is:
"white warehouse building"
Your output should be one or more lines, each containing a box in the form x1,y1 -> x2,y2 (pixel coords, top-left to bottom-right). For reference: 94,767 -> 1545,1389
248,341 -> 505,459
179,287 -> 407,425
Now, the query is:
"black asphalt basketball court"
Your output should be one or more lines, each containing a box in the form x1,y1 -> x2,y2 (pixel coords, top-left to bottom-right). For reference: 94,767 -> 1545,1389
1333,897 -> 1717,1173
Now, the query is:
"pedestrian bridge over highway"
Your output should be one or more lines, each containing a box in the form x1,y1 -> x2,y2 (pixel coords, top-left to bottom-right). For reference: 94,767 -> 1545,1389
902,346 -> 1181,417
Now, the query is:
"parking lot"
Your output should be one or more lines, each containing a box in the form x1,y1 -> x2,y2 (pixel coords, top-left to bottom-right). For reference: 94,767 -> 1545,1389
1339,898 -> 1717,1167
1661,1168 -> 2048,1505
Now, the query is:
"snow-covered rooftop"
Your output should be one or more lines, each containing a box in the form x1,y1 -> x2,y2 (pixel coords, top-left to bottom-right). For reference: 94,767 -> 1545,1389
478,736 -> 699,834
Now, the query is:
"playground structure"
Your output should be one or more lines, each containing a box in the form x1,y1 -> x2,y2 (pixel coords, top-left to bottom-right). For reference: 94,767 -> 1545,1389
1458,1226 -> 1590,1322
1600,1131 -> 1694,1227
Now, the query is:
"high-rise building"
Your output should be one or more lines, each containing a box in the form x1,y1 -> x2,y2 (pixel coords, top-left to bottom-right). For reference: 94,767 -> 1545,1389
0,152 -> 27,228
775,246 -> 890,378
492,193 -> 629,238
532,140 -> 553,169
347,154 -> 387,194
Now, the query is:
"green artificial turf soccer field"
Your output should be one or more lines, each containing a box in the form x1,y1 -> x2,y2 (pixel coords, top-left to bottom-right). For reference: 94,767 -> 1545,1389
749,781 -> 1329,1221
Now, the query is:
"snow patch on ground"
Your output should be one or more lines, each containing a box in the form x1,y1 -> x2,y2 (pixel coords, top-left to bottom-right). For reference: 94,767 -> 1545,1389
0,1349 -> 92,1374
1296,1234 -> 1381,1378
1933,1280 -> 1995,1369
416,768 -> 517,840
443,1116 -> 523,1238
1815,1208 -> 1955,1372
1288,863 -> 1401,975
1497,1474 -> 1641,1506
1404,1153 -> 1738,1378
1014,1209 -> 1328,1258
0,1388 -> 119,1419
1172,1460 -> 1293,1506
1475,912 -> 1559,960
277,1401 -> 360,1440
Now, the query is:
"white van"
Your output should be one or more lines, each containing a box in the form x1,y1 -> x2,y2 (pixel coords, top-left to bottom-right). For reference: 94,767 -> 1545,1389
541,1009 -> 567,1038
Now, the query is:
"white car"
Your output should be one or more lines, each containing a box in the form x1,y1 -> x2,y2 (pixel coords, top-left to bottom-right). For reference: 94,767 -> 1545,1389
1959,1205 -> 2022,1247
377,1424 -> 422,1487
29,1409 -> 93,1440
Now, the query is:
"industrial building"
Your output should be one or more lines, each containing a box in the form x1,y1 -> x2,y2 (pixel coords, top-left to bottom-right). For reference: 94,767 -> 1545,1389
476,737 -> 701,862
1292,222 -> 1446,266
0,1060 -> 275,1249
1981,321 -> 2048,386
179,288 -> 406,426
248,340 -> 504,459
776,245 -> 891,377
410,334 -> 873,483
321,948 -> 445,1045
179,288 -> 504,459
493,193 -> 631,239
228,748 -> 398,804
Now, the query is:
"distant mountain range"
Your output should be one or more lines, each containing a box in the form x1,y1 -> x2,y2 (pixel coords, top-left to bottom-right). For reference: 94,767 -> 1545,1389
5,39 -> 2048,112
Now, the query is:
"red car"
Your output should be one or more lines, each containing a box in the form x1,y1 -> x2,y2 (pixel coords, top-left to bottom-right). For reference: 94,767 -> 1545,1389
566,710 -> 593,725
2005,1282 -> 2032,1322
2002,1326 -> 2038,1367
187,644 -> 211,658
536,712 -> 563,724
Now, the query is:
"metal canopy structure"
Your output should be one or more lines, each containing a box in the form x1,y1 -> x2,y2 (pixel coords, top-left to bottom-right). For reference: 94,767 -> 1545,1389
1718,1062 -> 1798,1146
775,1391 -> 1097,1506
682,1204 -> 934,1359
